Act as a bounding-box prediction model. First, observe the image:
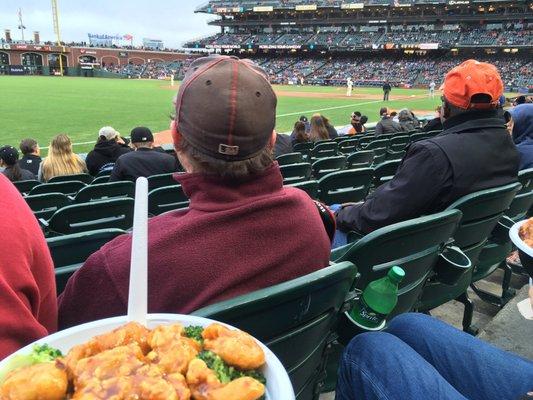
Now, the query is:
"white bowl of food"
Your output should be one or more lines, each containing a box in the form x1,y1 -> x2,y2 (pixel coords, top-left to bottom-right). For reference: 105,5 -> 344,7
509,218 -> 533,277
0,314 -> 295,400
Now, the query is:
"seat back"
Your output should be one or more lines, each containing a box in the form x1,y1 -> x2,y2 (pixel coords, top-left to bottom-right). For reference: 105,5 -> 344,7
95,170 -> 112,178
390,135 -> 409,151
13,180 -> 41,194
293,142 -> 314,153
410,132 -> 429,143
508,169 -> 533,221
363,139 -> 389,151
386,149 -> 406,161
147,173 -> 177,191
74,181 -> 135,203
338,139 -> 359,154
346,151 -> 374,169
373,160 -> 401,186
280,163 -> 312,184
518,168 -> 533,192
91,175 -> 110,185
193,261 -> 357,400
287,180 -> 319,199
47,228 -> 126,294
148,185 -> 189,215
318,168 -> 373,205
358,135 -> 375,147
47,198 -> 135,235
25,193 -> 71,220
312,156 -> 346,179
310,142 -> 338,159
29,181 -> 87,196
334,209 -> 462,319
48,173 -> 94,184
277,152 -> 304,166
418,183 -> 521,310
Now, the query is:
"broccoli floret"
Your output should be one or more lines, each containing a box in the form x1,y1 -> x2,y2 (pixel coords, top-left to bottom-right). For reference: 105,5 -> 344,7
197,350 -> 266,387
184,326 -> 204,344
31,344 -> 62,363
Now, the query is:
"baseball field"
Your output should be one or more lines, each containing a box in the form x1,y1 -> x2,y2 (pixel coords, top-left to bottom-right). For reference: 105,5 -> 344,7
0,75 -> 444,155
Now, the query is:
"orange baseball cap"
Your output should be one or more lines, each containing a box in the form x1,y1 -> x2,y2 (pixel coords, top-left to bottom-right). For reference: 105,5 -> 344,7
442,59 -> 503,110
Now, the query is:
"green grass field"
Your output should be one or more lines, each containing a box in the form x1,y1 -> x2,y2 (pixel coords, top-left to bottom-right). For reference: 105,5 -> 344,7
0,76 -> 444,155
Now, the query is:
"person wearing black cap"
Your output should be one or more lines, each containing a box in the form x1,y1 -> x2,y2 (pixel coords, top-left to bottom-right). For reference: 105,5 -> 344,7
0,145 -> 36,182
108,127 -> 180,183
58,55 -> 332,328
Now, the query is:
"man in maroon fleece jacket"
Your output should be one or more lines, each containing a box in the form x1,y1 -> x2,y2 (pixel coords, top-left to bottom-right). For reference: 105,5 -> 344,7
58,55 -> 332,329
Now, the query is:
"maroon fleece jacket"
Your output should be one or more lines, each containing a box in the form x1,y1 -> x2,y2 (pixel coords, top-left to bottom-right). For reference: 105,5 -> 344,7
58,164 -> 331,329
0,174 -> 57,358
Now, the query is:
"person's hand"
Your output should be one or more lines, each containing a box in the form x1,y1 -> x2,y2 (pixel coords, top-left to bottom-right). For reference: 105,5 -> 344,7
116,136 -> 126,145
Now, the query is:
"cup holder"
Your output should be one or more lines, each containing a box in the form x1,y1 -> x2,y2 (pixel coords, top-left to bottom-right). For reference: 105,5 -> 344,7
434,246 -> 472,286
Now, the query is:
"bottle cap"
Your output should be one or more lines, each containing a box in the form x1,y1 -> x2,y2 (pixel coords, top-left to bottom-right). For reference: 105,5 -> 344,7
388,266 -> 405,283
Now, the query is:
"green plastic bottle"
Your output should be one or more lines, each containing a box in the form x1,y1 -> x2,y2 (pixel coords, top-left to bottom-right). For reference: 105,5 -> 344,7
350,266 -> 406,329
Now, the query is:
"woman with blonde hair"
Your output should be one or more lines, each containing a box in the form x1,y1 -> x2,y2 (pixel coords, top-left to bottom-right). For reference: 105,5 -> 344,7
39,134 -> 87,182
309,115 -> 330,142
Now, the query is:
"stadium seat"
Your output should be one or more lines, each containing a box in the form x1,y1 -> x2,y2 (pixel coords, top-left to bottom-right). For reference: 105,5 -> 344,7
386,149 -> 406,161
318,168 -> 373,205
390,135 -> 410,152
47,228 -> 126,295
29,181 -> 87,196
193,261 -> 358,400
372,152 -> 387,166
346,150 -> 374,169
410,132 -> 430,143
338,138 -> 359,154
280,163 -> 313,184
312,156 -> 346,179
13,180 -> 40,195
277,152 -> 304,166
310,142 -> 338,159
91,175 -> 110,185
40,198 -> 135,236
287,180 -> 319,199
358,135 -> 376,148
73,181 -> 135,203
417,182 -> 521,333
373,160 -> 401,186
148,185 -> 189,216
25,193 -> 72,220
147,173 -> 178,191
48,173 -> 94,185
293,142 -> 314,153
362,138 -> 389,152
326,210 -> 462,390
95,170 -> 112,178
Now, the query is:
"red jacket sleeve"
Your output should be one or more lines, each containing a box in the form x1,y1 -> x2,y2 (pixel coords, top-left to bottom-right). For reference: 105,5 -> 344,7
0,175 -> 57,359
58,250 -> 127,329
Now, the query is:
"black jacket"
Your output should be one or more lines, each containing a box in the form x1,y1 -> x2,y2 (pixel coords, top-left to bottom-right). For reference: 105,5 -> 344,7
86,140 -> 132,176
383,83 -> 392,92
423,117 -> 443,133
109,148 -> 180,182
326,124 -> 339,140
375,117 -> 403,136
336,110 -> 519,234
18,154 -> 42,176
274,134 -> 294,158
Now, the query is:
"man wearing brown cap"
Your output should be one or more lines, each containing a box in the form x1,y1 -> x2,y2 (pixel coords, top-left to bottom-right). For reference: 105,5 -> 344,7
58,55 -> 332,328
335,60 -> 519,236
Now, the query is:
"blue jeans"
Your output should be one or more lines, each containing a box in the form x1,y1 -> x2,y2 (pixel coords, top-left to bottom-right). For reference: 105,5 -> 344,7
336,313 -> 533,400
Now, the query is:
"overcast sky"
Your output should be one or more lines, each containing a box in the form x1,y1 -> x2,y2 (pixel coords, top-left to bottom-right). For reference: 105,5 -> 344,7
0,1 -> 220,48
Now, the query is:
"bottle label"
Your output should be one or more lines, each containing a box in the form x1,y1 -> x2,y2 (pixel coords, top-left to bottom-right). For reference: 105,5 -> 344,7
351,297 -> 387,329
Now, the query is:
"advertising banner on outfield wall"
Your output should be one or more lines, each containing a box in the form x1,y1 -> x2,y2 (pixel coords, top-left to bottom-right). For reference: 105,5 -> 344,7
8,65 -> 25,75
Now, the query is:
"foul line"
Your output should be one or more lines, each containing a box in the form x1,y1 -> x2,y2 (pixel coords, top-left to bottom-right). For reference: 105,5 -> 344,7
49,94 -> 427,148
276,94 -> 427,118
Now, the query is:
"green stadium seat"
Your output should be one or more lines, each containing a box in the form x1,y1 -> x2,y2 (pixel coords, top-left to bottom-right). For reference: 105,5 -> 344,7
312,156 -> 346,179
358,135 -> 376,148
293,142 -> 314,153
95,170 -> 112,178
410,132 -> 430,143
287,180 -> 319,199
29,181 -> 87,196
318,168 -> 373,205
280,163 -> 312,184
389,135 -> 410,152
25,193 -> 72,220
148,185 -> 189,216
91,175 -> 110,185
147,173 -> 178,191
40,198 -> 135,236
277,152 -> 304,166
310,142 -> 338,159
346,150 -> 374,169
362,138 -> 389,152
417,182 -> 521,334
371,152 -> 387,166
326,210 -> 462,391
73,181 -> 135,203
193,261 -> 357,400
338,138 -> 359,154
386,149 -> 406,161
13,180 -> 40,195
373,160 -> 401,186
47,228 -> 126,295
49,173 -> 94,184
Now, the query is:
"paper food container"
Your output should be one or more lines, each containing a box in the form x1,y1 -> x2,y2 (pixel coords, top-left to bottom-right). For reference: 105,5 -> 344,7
0,313 -> 295,400
509,220 -> 533,277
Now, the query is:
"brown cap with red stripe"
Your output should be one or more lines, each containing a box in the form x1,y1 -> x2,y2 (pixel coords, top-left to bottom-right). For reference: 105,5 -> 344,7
175,55 -> 277,161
